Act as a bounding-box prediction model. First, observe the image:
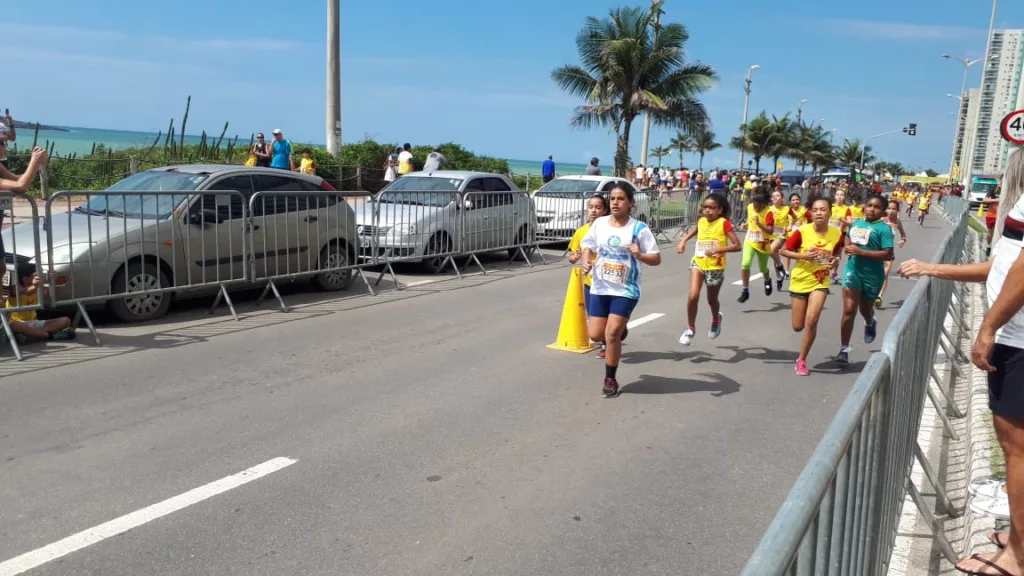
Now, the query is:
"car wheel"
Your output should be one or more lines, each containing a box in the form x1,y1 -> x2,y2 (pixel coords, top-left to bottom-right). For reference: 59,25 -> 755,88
508,226 -> 535,261
314,240 -> 354,291
421,233 -> 452,274
108,261 -> 172,323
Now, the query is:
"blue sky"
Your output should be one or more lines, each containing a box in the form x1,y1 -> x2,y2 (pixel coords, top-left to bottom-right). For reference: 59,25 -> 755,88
7,0 -> 1023,171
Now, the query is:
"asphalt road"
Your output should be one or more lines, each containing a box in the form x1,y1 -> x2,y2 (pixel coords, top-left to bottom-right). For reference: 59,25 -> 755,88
0,213 -> 953,576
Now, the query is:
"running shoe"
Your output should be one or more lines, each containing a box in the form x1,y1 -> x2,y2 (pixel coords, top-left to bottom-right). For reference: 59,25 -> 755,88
679,327 -> 696,346
51,328 -> 76,341
776,265 -> 786,292
835,348 -> 850,365
596,346 -> 606,359
864,318 -> 877,344
874,298 -> 883,309
709,313 -> 723,340
764,277 -> 773,296
738,289 -> 750,303
795,359 -> 810,376
969,478 -> 1006,499
602,377 -> 620,398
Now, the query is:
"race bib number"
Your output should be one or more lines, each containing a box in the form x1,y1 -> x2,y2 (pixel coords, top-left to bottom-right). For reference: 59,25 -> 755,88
773,227 -> 786,237
809,247 -> 833,265
829,219 -> 843,230
849,227 -> 871,246
695,240 -> 718,258
747,230 -> 763,243
599,262 -> 626,284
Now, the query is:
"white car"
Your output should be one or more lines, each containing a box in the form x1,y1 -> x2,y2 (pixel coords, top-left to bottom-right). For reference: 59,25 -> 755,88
532,175 -> 652,241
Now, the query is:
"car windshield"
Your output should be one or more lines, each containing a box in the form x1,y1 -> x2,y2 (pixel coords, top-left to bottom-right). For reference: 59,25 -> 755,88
74,171 -> 206,219
971,181 -> 998,196
535,180 -> 601,197
378,177 -> 461,207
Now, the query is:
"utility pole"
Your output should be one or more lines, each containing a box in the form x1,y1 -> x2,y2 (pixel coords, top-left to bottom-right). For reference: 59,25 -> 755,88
639,0 -> 663,168
738,64 -> 759,171
326,0 -> 342,157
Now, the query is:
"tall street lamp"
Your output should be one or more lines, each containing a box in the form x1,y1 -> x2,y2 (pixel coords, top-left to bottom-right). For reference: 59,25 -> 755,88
738,64 -> 760,171
639,0 -> 665,168
797,99 -> 808,124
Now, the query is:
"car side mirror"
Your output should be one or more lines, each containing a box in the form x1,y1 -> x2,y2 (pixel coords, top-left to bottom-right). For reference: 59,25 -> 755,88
190,208 -> 223,225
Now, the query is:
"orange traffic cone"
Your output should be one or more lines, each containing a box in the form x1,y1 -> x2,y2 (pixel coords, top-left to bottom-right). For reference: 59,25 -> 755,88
547,268 -> 599,353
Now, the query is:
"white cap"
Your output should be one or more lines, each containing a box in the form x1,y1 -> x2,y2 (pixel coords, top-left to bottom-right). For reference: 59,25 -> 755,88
272,128 -> 282,135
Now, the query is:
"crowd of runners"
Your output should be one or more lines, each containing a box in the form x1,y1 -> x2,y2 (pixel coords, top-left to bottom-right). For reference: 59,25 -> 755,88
567,178 -> 938,397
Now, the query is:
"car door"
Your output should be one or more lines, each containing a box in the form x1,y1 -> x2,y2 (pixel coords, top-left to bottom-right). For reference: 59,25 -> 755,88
251,174 -> 311,278
188,174 -> 253,284
484,177 -> 516,248
460,178 -> 486,252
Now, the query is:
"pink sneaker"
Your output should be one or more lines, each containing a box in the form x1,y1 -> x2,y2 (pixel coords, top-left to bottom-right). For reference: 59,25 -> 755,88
795,359 -> 810,376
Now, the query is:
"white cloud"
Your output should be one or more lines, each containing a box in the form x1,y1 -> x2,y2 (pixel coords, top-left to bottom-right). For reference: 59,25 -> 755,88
816,18 -> 983,40
7,22 -> 305,53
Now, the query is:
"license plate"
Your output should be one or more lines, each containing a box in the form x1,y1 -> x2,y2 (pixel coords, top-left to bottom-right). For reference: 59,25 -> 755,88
360,237 -> 372,248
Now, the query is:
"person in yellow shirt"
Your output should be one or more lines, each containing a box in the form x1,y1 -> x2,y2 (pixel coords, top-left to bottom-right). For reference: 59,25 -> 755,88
675,192 -> 741,345
905,189 -> 918,217
778,197 -> 843,376
568,193 -> 610,357
297,148 -> 317,175
849,191 -> 865,220
917,190 -> 933,226
738,192 -> 775,303
4,268 -> 74,341
767,190 -> 794,291
830,189 -> 853,284
781,192 -> 809,276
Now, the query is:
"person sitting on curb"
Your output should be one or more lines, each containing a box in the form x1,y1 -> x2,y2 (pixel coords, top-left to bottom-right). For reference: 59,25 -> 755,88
5,267 -> 75,342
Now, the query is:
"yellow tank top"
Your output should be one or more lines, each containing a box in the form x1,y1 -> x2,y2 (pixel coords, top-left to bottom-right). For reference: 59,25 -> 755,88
849,205 -> 864,220
745,204 -> 772,253
767,205 -> 793,239
693,216 -> 731,271
789,223 -> 844,293
790,206 -> 808,231
569,223 -> 593,286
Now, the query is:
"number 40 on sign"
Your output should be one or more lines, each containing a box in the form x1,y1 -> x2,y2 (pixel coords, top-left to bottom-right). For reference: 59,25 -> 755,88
1001,109 -> 1024,145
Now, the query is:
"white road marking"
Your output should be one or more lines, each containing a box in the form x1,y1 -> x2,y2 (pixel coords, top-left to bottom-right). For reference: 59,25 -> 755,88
731,273 -> 763,286
627,313 -> 665,329
0,457 -> 297,576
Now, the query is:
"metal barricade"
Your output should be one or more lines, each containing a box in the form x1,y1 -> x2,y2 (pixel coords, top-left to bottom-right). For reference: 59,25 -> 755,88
533,191 -> 588,246
458,190 -> 539,274
43,190 -> 250,342
0,193 -> 45,361
363,189 -> 463,286
740,209 -> 971,576
248,190 -> 375,312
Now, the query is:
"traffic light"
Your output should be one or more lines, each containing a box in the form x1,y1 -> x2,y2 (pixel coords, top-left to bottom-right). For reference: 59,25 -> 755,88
907,123 -> 917,136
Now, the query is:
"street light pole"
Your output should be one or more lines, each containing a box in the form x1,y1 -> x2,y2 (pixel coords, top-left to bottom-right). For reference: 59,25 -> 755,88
965,0 -> 998,185
639,0 -> 664,168
738,64 -> 759,171
860,128 -> 907,169
942,55 -> 980,182
325,0 -> 342,157
797,99 -> 807,125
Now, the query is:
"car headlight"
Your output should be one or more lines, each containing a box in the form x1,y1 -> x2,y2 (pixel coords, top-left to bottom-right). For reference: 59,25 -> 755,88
32,243 -> 97,267
392,223 -> 417,236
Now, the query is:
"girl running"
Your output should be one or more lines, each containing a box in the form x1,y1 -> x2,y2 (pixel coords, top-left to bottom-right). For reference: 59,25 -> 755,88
905,189 -> 918,217
779,196 -> 844,376
676,193 -> 741,346
836,194 -> 895,364
830,189 -> 853,284
917,188 -> 933,226
784,192 -> 808,275
568,193 -> 611,357
581,184 -> 662,398
767,190 -> 794,291
875,199 -> 908,308
738,192 -> 775,303
849,191 -> 865,220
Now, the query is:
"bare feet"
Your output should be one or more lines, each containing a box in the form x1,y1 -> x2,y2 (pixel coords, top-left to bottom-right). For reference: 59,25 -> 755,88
956,551 -> 1022,575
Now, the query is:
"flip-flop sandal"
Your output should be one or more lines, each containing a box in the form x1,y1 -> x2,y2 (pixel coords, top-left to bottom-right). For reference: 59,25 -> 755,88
988,531 -> 1010,549
956,553 -> 1020,576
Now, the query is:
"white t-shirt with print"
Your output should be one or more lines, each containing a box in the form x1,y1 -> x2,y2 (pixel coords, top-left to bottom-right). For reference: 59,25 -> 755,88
988,194 -> 1024,349
580,216 -> 659,300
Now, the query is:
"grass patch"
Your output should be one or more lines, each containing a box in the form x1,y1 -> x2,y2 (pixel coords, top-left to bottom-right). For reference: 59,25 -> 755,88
967,214 -> 987,235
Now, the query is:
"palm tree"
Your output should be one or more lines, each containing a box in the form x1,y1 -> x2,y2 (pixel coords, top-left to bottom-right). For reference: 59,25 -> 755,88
768,115 -> 798,173
730,111 -> 783,174
669,132 -> 693,168
651,145 -> 671,167
834,138 -> 876,169
691,126 -> 720,170
551,3 -> 718,177
792,124 -> 835,174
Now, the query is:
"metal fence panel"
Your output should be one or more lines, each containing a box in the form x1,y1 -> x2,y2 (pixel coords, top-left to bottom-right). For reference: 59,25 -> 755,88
459,190 -> 537,271
0,193 -> 45,360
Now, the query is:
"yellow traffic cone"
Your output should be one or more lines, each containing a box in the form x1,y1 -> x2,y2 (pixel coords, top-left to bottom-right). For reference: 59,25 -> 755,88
547,268 -> 599,353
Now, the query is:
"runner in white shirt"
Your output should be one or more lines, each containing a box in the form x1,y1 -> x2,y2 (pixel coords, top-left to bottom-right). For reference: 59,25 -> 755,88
581,184 -> 661,398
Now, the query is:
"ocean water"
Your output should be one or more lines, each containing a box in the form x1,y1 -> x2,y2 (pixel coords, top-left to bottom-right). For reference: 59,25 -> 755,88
13,126 -> 606,176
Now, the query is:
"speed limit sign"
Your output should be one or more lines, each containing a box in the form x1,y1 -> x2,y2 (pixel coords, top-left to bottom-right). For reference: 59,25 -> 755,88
1001,109 -> 1024,145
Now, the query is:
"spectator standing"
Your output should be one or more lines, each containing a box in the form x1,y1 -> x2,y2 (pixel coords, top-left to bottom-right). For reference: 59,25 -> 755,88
383,148 -> 399,183
542,155 -> 556,183
0,147 -> 48,281
423,147 -> 446,172
398,143 -> 415,176
270,129 -> 294,171
585,157 -> 601,176
0,109 -> 15,169
251,133 -> 271,168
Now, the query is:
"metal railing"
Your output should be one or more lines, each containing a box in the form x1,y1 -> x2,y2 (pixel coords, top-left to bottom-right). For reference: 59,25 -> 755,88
740,206 -> 972,576
0,193 -> 46,361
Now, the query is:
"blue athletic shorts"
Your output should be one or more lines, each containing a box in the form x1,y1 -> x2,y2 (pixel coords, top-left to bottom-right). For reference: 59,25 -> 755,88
583,284 -> 591,315
588,294 -> 638,319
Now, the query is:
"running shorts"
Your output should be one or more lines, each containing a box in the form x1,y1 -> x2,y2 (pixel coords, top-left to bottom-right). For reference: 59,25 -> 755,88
988,343 -> 1024,421
741,242 -> 770,272
690,259 -> 725,287
588,294 -> 638,319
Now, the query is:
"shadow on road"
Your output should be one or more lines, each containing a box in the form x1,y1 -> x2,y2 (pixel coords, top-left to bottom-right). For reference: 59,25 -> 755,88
620,350 -> 714,364
741,302 -> 791,314
621,372 -> 741,397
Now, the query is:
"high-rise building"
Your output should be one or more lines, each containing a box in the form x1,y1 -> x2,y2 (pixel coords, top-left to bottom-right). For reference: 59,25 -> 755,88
968,29 -> 1024,178
960,88 -> 981,177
